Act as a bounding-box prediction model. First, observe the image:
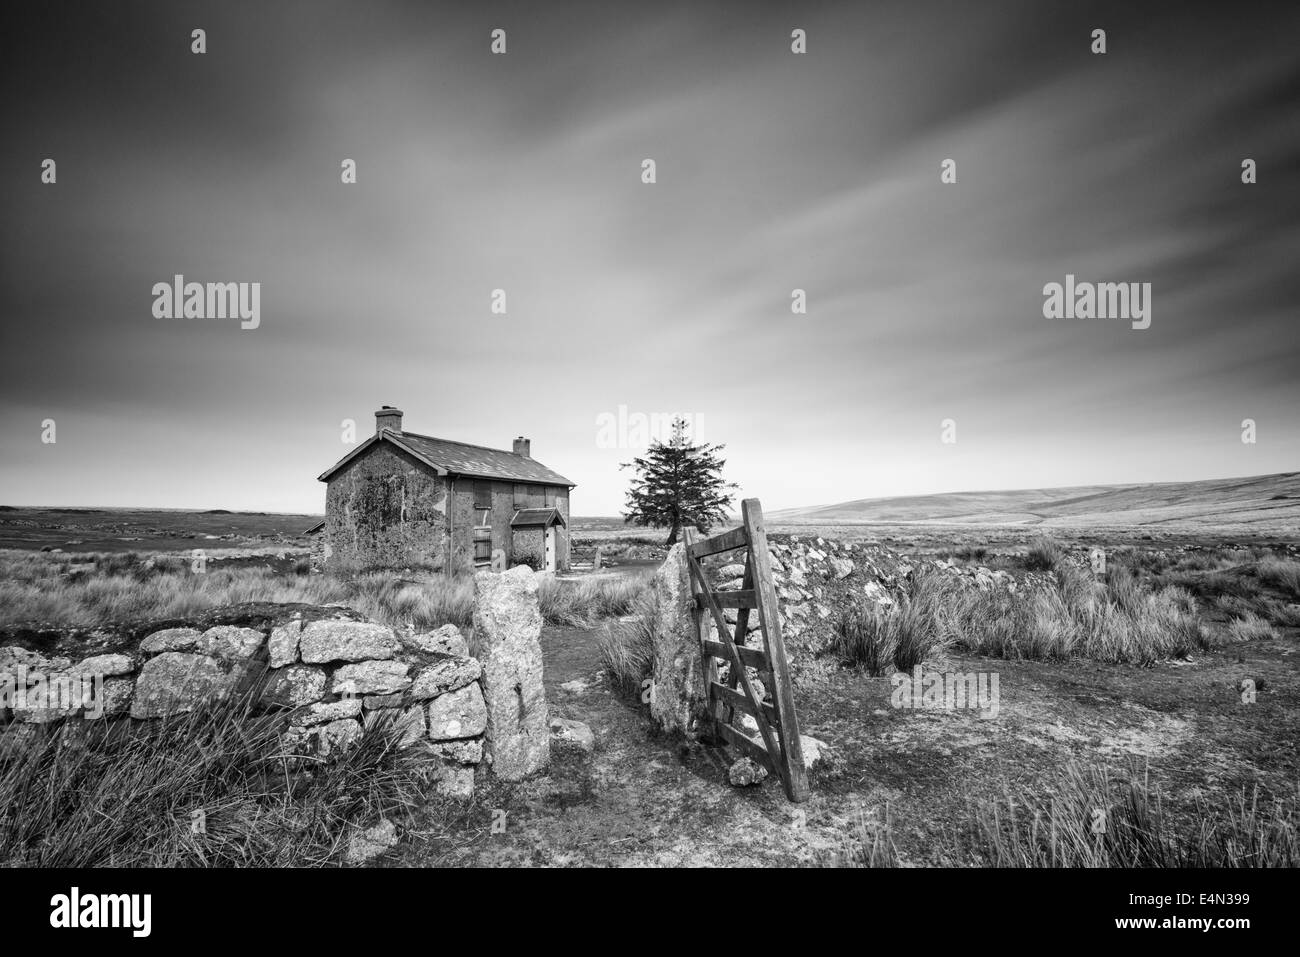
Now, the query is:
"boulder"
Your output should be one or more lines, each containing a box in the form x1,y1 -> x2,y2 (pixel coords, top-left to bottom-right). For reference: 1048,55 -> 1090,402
471,567 -> 549,780
430,763 -> 476,799
345,818 -> 399,864
331,660 -> 411,696
131,652 -> 240,718
728,757 -> 769,786
426,683 -> 488,741
548,716 -> 595,756
409,656 -> 481,700
299,621 -> 398,664
827,557 -> 854,580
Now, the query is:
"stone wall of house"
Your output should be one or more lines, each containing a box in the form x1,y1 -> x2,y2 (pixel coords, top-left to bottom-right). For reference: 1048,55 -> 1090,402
324,443 -> 449,572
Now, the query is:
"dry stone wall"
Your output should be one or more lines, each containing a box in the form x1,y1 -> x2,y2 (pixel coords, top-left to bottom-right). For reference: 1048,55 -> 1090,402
0,614 -> 488,798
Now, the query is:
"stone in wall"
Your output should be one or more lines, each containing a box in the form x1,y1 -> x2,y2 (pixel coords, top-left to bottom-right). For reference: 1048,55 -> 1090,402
283,717 -> 363,758
426,682 -> 488,740
260,664 -> 327,708
470,566 -> 549,780
403,623 -> 468,657
410,655 -> 481,700
299,621 -> 399,663
140,626 -> 263,659
131,652 -> 243,718
269,620 -> 303,667
291,699 -> 362,727
331,659 -> 411,695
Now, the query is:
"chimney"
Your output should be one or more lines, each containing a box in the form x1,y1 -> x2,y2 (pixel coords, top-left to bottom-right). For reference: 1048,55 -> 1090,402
513,436 -> 531,458
375,406 -> 403,434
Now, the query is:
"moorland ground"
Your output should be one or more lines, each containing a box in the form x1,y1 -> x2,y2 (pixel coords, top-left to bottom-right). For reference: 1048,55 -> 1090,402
1,506 -> 1297,866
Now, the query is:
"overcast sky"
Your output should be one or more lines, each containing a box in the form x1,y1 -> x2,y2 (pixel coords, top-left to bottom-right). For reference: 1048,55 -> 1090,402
1,0 -> 1297,515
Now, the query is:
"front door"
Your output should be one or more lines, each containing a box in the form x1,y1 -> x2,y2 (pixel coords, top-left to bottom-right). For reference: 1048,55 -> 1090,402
544,526 -> 556,571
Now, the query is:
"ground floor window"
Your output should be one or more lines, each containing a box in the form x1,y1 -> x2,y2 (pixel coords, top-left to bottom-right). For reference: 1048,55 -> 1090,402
473,507 -> 492,565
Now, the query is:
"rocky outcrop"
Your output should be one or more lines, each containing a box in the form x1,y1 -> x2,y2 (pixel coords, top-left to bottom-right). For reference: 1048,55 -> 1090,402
471,566 -> 549,781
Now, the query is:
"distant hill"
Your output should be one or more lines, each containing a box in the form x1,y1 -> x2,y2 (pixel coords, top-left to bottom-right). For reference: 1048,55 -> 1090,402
768,472 -> 1300,528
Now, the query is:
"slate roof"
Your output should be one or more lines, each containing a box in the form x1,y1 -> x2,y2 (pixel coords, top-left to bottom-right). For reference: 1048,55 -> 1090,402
510,507 -> 567,528
318,430 -> 575,487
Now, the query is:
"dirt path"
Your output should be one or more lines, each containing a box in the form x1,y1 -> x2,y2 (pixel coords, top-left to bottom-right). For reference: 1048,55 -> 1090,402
405,604 -> 1299,867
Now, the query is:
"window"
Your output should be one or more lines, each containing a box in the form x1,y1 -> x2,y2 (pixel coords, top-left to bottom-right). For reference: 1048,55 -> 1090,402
544,486 -> 557,507
473,480 -> 492,509
513,483 -> 527,508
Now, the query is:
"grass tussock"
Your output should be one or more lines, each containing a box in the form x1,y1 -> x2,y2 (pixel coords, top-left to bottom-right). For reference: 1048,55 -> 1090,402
957,564 -> 1209,663
1023,536 -> 1065,572
832,555 -> 1210,667
538,573 -> 651,626
831,570 -> 960,674
596,589 -> 658,694
0,691 -> 439,867
808,807 -> 898,867
959,762 -> 1299,867
1225,612 -> 1278,643
1257,558 -> 1300,600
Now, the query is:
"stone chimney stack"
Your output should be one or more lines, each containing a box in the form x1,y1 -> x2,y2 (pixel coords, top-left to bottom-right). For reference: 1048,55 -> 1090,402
375,406 -> 403,434
513,436 -> 531,458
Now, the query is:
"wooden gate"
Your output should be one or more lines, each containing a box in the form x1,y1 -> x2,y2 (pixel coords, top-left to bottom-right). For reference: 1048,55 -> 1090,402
683,498 -> 809,802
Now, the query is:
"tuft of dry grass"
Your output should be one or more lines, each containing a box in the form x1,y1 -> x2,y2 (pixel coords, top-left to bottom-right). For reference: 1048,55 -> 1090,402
831,570 -> 960,674
958,762 -> 1299,867
0,689 -> 439,867
1225,612 -> 1278,642
1257,558 -> 1300,600
596,589 -> 658,694
833,558 -> 1211,667
1023,536 -> 1065,572
538,573 -> 651,627
808,806 -> 898,867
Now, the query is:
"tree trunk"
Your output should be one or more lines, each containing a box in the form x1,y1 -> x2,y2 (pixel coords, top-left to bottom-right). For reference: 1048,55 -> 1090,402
665,522 -> 680,546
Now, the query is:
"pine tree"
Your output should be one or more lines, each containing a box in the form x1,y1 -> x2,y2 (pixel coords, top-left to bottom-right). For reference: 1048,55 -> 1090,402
621,418 -> 738,545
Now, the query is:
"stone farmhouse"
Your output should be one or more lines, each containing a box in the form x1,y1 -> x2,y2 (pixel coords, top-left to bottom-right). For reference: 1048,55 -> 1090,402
318,407 -> 574,573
